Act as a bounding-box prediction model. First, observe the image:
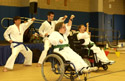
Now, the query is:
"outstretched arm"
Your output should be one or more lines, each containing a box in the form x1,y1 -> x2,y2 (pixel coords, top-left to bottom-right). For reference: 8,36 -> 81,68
57,15 -> 68,22
23,17 -> 36,31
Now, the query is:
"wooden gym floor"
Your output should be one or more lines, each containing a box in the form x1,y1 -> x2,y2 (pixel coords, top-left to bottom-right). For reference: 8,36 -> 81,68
0,52 -> 125,81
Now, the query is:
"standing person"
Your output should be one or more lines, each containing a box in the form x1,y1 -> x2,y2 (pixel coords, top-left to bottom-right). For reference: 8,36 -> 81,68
48,15 -> 97,73
3,16 -> 36,72
37,11 -> 67,66
77,23 -> 115,64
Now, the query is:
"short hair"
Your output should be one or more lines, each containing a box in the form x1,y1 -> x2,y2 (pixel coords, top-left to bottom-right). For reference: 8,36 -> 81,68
47,11 -> 54,16
78,24 -> 85,30
13,16 -> 21,23
55,22 -> 64,32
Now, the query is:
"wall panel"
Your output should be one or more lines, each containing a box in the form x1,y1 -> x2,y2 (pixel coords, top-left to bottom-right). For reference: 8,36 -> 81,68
103,0 -> 124,15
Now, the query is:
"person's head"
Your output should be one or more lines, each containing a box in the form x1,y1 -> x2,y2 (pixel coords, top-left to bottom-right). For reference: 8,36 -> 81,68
78,24 -> 86,33
13,16 -> 21,25
55,22 -> 66,34
47,11 -> 54,21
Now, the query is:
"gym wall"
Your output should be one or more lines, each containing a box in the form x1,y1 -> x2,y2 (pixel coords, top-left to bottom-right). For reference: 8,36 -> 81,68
0,0 -> 124,41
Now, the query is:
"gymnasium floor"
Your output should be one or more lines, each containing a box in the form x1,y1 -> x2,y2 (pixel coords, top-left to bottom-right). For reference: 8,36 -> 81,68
0,50 -> 125,81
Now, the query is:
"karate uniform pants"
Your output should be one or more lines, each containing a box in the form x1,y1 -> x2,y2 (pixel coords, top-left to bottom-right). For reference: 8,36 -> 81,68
54,47 -> 89,72
4,45 -> 32,69
91,45 -> 109,62
38,39 -> 51,64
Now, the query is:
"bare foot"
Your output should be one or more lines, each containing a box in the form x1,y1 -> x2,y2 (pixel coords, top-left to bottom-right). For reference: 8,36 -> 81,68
24,64 -> 32,66
36,63 -> 41,67
3,67 -> 8,72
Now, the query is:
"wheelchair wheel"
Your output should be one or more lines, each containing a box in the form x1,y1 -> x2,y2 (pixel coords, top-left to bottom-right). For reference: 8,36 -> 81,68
83,58 -> 91,67
102,64 -> 108,70
41,54 -> 65,81
63,63 -> 78,80
64,71 -> 78,80
84,77 -> 87,81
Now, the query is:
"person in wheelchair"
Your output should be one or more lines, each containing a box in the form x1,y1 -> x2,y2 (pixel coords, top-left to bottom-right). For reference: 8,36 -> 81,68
48,15 -> 98,73
77,23 -> 115,65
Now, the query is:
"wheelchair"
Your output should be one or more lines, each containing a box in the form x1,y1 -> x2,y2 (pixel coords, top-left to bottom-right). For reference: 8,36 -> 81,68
68,33 -> 108,71
41,51 -> 88,81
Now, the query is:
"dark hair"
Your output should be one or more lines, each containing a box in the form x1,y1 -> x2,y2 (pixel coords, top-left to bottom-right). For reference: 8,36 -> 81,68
13,16 -> 21,23
78,24 -> 85,30
55,22 -> 64,32
47,11 -> 54,16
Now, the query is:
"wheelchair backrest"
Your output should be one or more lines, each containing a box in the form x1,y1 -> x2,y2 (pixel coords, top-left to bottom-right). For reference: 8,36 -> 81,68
72,33 -> 85,44
68,33 -> 85,54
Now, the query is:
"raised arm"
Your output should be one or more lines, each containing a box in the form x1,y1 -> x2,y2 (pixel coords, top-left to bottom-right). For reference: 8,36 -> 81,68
67,15 -> 75,26
23,17 -> 36,31
86,22 -> 91,38
57,15 -> 68,23
86,22 -> 89,33
65,15 -> 75,36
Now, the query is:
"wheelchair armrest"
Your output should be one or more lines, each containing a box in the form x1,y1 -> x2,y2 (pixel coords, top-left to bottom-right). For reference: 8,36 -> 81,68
81,43 -> 94,49
73,39 -> 85,44
73,40 -> 81,44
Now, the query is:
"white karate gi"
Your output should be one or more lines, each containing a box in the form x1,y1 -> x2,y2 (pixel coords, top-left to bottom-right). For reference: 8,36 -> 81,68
77,32 -> 109,62
38,17 -> 65,64
48,25 -> 88,72
3,19 -> 33,69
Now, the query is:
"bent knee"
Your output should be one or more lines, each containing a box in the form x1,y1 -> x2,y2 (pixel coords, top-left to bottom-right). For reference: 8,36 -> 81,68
28,50 -> 33,55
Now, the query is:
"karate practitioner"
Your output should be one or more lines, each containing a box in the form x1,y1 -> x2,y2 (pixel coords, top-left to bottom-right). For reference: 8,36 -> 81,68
77,23 -> 115,64
3,16 -> 36,72
48,15 -> 97,73
37,12 -> 67,66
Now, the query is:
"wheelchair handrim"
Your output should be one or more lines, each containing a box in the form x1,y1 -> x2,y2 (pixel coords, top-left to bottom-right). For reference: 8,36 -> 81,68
41,54 -> 65,81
